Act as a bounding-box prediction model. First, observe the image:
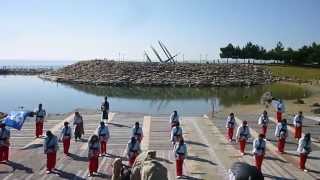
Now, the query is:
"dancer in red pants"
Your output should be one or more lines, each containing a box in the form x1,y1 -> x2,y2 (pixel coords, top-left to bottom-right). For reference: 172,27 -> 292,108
132,122 -> 143,143
297,133 -> 312,172
258,110 -> 269,137
88,135 -> 100,177
252,134 -> 266,171
126,137 -> 141,167
60,122 -> 72,155
226,113 -> 236,142
276,99 -> 284,123
275,119 -> 288,153
73,111 -> 84,141
98,121 -> 110,156
236,121 -> 251,156
0,123 -> 10,162
293,111 -> 304,140
34,104 -> 46,138
44,131 -> 59,174
174,138 -> 188,179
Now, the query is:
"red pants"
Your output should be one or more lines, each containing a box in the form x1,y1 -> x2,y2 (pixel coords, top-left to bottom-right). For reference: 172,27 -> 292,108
261,126 -> 267,136
176,157 -> 184,176
300,153 -> 308,170
295,126 -> 302,139
128,153 -> 138,167
277,138 -> 286,153
36,121 -> 44,137
0,146 -> 9,161
239,139 -> 246,153
255,154 -> 264,171
227,128 -> 234,140
89,156 -> 99,174
276,112 -> 282,122
47,152 -> 56,171
100,141 -> 107,154
63,138 -> 71,154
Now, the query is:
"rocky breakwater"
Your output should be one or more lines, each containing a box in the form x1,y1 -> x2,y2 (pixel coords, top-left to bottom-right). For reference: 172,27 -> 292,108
41,60 -> 273,87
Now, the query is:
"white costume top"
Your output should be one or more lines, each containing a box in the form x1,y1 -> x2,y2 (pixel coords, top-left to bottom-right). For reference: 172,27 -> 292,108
60,126 -> 72,139
252,138 -> 266,155
236,126 -> 251,140
98,126 -> 110,141
258,114 -> 269,126
171,126 -> 183,142
35,109 -> 46,118
226,116 -> 236,128
174,143 -> 188,159
0,128 -> 10,146
126,140 -> 141,157
293,115 -> 303,127
44,135 -> 59,153
131,126 -> 143,137
275,123 -> 288,139
297,137 -> 312,154
170,113 -> 179,124
88,141 -> 100,157
73,115 -> 83,125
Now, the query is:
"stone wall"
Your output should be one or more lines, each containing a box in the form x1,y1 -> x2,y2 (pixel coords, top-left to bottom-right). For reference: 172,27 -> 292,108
41,60 -> 273,87
0,68 -> 50,75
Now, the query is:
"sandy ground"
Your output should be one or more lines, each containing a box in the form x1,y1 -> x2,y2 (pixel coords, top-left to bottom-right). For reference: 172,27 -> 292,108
221,82 -> 320,117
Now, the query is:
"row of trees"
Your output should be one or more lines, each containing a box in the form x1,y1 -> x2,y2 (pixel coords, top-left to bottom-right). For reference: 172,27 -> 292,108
220,42 -> 320,65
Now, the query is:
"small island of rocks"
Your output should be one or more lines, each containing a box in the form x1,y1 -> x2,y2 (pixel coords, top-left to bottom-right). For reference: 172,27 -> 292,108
41,60 -> 274,87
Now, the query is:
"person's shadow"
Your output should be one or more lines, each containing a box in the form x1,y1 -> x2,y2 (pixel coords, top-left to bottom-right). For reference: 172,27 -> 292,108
0,161 -> 33,174
68,153 -> 88,162
53,169 -> 86,180
108,122 -> 131,128
186,156 -> 217,166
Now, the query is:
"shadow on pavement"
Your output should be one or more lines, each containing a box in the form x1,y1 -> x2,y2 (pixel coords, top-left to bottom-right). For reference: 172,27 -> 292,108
185,140 -> 208,148
181,175 -> 204,180
308,169 -> 320,174
264,156 -> 287,163
53,169 -> 86,180
22,143 -> 43,150
108,122 -> 131,128
285,152 -> 320,160
107,153 -> 127,160
79,138 -> 88,143
268,139 -> 297,145
263,174 -> 296,180
68,153 -> 88,162
5,161 -> 33,173
186,155 -> 217,166
246,153 -> 288,163
155,157 -> 173,164
95,172 -> 112,178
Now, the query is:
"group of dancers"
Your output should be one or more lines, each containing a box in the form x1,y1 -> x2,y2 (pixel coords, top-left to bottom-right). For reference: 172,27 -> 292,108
225,107 -> 313,172
170,110 -> 188,179
0,97 -> 314,177
0,97 -> 187,178
42,96 -> 144,176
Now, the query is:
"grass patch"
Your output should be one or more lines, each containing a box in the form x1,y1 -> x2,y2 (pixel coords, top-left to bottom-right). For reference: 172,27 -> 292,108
266,65 -> 320,81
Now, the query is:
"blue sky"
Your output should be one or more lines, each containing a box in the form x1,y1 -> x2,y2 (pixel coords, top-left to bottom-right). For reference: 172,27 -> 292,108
0,0 -> 320,61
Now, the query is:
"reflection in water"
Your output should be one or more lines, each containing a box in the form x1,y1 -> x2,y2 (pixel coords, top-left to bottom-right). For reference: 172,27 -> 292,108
62,82 -> 311,107
0,75 -> 311,114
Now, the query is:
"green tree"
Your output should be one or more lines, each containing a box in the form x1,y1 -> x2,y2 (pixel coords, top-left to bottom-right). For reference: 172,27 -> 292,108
220,43 -> 235,59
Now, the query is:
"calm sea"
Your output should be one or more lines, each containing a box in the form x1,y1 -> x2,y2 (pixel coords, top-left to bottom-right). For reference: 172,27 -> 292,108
0,60 -> 309,115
